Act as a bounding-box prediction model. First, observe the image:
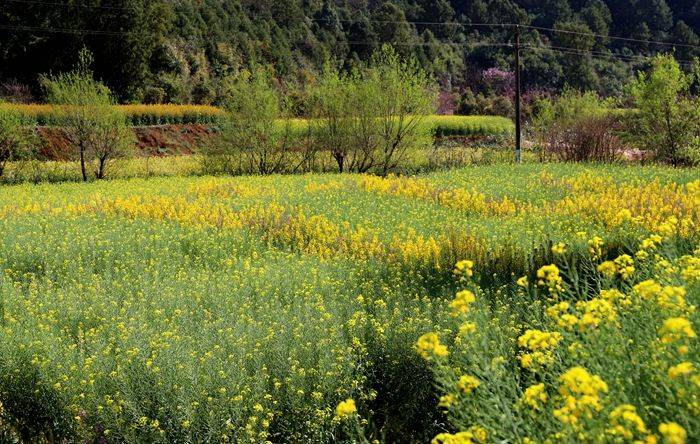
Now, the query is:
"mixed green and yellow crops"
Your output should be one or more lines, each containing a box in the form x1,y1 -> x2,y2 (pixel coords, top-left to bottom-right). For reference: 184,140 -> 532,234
0,163 -> 698,443
0,103 -> 513,137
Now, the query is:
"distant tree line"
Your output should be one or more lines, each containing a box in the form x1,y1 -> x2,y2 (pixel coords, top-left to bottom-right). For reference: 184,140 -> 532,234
2,0 -> 700,104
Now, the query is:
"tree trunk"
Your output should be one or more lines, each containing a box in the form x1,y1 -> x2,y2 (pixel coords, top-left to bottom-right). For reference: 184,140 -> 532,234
334,151 -> 344,173
79,144 -> 88,182
96,157 -> 106,180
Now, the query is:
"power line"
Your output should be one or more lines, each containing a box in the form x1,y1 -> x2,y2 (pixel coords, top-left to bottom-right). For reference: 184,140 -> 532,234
346,40 -> 511,48
311,17 -> 502,29
0,24 -> 129,36
312,18 -> 700,51
523,23 -> 700,50
2,5 -> 699,51
2,0 -> 135,11
525,43 -> 696,67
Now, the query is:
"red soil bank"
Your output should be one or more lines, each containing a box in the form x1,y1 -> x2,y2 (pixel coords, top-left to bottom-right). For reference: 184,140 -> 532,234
36,124 -> 216,160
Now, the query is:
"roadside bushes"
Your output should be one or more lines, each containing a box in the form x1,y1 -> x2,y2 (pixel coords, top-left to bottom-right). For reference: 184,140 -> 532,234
531,54 -> 700,166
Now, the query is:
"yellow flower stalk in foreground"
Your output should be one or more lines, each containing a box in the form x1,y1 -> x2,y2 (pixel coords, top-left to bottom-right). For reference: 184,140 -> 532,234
659,422 -> 687,444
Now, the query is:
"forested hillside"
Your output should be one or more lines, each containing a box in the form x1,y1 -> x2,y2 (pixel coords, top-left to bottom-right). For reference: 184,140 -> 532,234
1,0 -> 700,103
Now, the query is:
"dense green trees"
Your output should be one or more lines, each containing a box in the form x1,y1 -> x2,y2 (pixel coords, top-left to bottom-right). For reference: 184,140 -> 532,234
1,0 -> 700,102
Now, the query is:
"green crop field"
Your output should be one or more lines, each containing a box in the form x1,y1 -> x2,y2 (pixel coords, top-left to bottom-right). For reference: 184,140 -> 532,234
0,163 -> 698,443
1,103 -> 513,138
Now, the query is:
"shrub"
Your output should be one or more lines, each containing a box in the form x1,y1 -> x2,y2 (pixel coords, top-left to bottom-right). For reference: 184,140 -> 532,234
532,89 -> 622,162
457,89 -> 513,118
370,46 -> 438,175
202,68 -> 306,175
629,53 -> 700,166
0,105 -> 36,178
310,66 -> 381,173
40,49 -> 136,180
310,45 -> 437,175
0,80 -> 34,104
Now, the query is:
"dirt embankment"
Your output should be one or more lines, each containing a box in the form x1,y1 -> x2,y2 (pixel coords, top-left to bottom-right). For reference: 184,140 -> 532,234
36,124 -> 216,160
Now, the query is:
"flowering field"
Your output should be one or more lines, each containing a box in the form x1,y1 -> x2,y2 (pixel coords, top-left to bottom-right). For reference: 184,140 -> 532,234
0,103 -> 513,138
0,163 -> 698,443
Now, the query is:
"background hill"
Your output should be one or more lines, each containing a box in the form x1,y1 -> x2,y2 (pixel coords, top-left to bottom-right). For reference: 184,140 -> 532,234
1,0 -> 700,104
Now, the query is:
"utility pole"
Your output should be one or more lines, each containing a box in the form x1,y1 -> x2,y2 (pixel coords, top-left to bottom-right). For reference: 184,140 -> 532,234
514,25 -> 522,164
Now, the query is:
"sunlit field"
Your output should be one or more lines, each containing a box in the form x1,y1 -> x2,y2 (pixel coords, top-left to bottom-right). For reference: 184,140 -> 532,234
0,163 -> 698,443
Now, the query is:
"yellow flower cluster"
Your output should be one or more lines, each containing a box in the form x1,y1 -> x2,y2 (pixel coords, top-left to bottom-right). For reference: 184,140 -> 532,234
521,383 -> 548,410
576,298 -> 618,331
607,404 -> 651,441
450,290 -> 476,316
588,236 -> 605,259
416,332 -> 449,360
597,254 -> 635,280
335,399 -> 357,419
356,174 -> 517,216
659,317 -> 697,344
553,367 -> 609,426
537,264 -> 564,295
432,426 -> 488,444
456,375 -> 481,394
454,260 -> 475,280
518,329 -> 563,370
551,242 -> 567,255
658,422 -> 687,444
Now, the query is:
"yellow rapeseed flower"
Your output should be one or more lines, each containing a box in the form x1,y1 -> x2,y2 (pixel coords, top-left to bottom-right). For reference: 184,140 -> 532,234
551,242 -> 567,255
537,264 -> 564,294
335,399 -> 357,419
456,375 -> 480,394
416,332 -> 449,360
668,362 -> 695,379
588,236 -> 604,259
659,317 -> 697,344
450,290 -> 476,316
597,261 -> 617,278
658,422 -> 686,444
454,260 -> 475,279
607,404 -> 649,440
521,383 -> 548,410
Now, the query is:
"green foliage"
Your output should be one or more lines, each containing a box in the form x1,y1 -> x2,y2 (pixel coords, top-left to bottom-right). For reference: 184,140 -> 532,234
2,0 -> 699,101
40,50 -> 136,180
310,46 -> 437,174
370,46 -> 438,174
0,105 -> 36,178
202,69 -> 304,175
533,88 -> 611,130
630,54 -> 700,165
310,65 -> 377,173
532,88 -> 621,161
